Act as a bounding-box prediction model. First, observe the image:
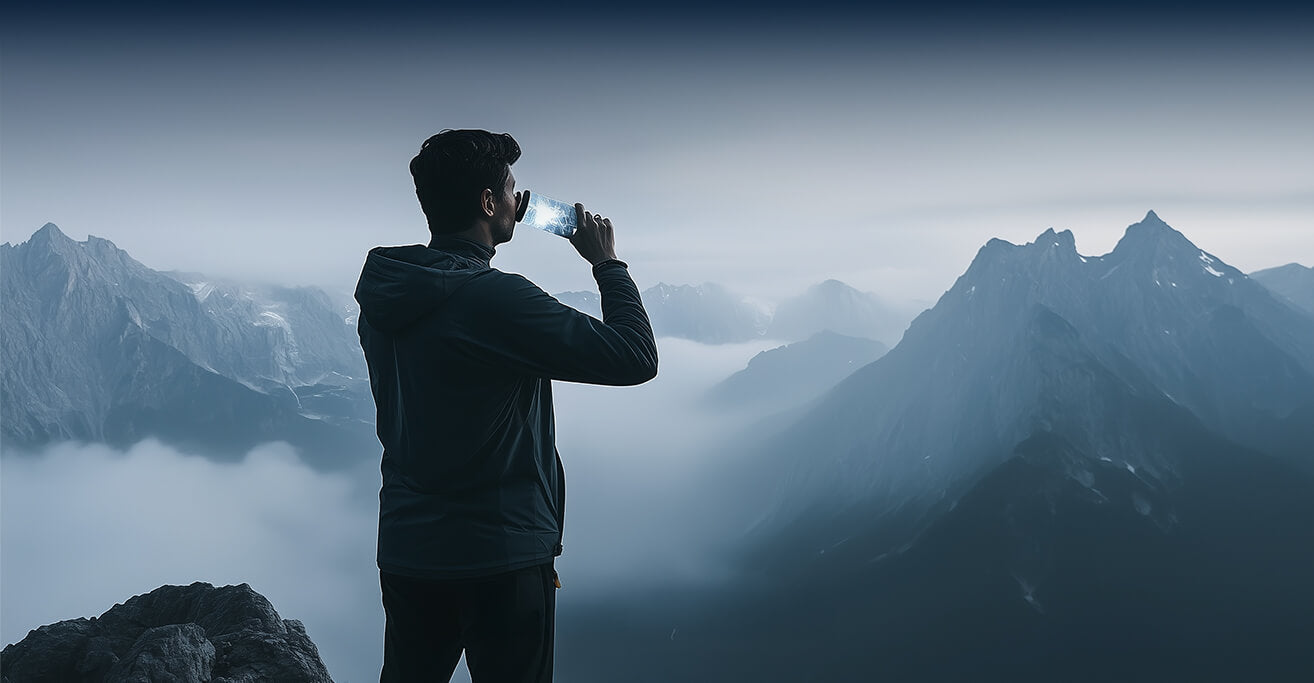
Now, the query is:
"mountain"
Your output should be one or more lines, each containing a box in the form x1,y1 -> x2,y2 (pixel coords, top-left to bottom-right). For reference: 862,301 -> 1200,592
704,331 -> 888,415
1250,262 -> 1314,316
161,271 -> 366,391
1,582 -> 333,682
554,280 -> 909,346
0,224 -> 374,466
752,212 -> 1313,530
766,279 -> 911,346
160,273 -> 375,427
555,211 -> 1314,682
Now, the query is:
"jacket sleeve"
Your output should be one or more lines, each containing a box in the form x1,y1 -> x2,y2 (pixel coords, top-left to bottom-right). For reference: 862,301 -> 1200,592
452,260 -> 659,386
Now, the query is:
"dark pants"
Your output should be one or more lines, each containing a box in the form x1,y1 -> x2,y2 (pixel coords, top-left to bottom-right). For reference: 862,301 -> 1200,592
380,562 -> 557,683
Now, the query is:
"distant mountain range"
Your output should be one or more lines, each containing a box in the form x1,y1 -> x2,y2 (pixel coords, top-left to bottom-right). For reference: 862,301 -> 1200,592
1250,262 -> 1314,316
555,279 -> 912,346
1,224 -> 374,467
558,211 -> 1314,682
2,223 -> 908,462
767,279 -> 908,345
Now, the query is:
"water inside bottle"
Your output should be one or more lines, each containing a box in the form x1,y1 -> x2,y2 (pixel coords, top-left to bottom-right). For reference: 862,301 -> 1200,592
519,191 -> 577,238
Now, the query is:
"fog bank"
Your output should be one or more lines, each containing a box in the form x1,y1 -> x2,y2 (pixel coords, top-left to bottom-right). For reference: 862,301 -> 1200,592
1,336 -> 780,681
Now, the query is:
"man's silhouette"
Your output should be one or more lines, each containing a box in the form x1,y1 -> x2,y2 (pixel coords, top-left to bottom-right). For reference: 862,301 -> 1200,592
354,129 -> 658,682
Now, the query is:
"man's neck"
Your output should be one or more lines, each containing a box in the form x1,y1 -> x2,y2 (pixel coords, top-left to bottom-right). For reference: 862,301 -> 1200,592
437,223 -> 496,249
428,231 -> 497,263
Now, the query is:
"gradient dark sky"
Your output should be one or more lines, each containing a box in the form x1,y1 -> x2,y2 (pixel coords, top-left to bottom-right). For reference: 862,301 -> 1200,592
4,1 -> 1312,305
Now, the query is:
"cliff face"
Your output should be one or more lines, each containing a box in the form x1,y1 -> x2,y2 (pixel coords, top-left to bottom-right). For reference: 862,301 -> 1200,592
1,582 -> 334,683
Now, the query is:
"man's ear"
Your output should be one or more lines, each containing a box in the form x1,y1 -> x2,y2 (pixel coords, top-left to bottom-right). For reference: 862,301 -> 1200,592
481,189 -> 496,217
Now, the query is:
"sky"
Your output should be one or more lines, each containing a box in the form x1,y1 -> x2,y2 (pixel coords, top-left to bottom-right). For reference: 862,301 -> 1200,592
3,2 -> 1312,310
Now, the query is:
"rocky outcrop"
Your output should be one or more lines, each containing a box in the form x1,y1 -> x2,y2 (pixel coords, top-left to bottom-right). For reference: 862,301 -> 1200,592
1,582 -> 333,683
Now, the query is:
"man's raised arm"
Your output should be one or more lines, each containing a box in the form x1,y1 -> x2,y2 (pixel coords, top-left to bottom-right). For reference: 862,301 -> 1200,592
450,206 -> 658,385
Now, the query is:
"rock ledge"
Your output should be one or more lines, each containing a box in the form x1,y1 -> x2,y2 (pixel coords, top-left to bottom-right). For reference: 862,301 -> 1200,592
1,582 -> 333,682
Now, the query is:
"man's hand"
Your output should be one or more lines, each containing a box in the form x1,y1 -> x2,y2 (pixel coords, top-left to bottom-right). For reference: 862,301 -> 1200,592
571,203 -> 619,266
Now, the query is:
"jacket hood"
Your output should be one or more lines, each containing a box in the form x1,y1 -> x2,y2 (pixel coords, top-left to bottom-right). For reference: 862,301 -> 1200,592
354,240 -> 493,333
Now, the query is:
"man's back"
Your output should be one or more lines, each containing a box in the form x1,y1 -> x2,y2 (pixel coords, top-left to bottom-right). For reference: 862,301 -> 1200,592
355,235 -> 657,580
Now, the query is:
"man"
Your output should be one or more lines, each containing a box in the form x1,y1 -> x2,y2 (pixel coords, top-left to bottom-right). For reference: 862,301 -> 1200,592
354,129 -> 658,682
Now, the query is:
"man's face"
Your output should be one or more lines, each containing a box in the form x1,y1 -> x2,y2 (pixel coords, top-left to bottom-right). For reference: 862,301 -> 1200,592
492,168 -> 518,245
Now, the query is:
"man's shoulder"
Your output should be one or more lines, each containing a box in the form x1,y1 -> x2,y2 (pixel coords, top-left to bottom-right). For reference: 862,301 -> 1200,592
463,267 -> 549,298
435,268 -> 559,320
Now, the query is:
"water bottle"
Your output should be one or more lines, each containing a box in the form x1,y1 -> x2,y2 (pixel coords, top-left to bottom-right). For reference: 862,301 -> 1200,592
516,190 -> 577,238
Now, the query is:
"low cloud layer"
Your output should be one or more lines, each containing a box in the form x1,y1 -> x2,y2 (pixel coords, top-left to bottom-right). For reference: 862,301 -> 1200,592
551,337 -> 785,591
1,439 -> 381,682
2,336 -> 782,681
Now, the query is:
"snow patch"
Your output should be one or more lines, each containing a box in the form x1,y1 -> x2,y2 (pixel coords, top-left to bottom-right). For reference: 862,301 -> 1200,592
1125,463 -> 1137,474
187,281 -> 215,302
1132,493 -> 1152,516
1204,265 -> 1224,277
1013,575 -> 1044,614
1198,251 -> 1216,264
257,310 -> 289,327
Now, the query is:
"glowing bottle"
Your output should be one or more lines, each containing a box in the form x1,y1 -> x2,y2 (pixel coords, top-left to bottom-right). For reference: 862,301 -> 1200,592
516,190 -> 577,238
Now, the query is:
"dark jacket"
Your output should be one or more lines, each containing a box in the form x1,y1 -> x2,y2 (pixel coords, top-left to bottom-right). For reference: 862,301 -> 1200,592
354,236 -> 657,579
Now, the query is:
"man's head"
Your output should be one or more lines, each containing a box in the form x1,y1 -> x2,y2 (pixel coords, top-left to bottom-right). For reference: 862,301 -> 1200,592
410,129 -> 522,244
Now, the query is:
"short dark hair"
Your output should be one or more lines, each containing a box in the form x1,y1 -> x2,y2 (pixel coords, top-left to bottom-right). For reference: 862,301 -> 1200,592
410,129 -> 522,234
